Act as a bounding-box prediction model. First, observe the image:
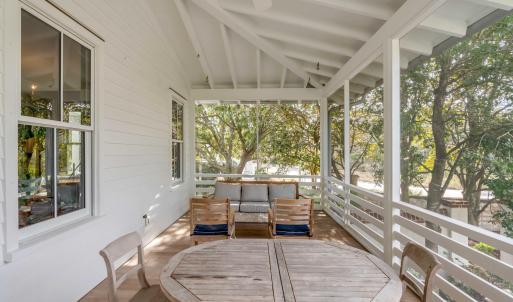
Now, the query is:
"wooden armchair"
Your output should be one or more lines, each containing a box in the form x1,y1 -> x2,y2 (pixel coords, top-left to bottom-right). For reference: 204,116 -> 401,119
400,242 -> 441,302
99,232 -> 167,302
190,197 -> 235,245
268,198 -> 314,239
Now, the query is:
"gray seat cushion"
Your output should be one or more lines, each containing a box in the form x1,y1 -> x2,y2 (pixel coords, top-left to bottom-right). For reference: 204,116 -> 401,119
239,201 -> 270,213
241,184 -> 269,202
269,183 -> 297,202
214,182 -> 241,201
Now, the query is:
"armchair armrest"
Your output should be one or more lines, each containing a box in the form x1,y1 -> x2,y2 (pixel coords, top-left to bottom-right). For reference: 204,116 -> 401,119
298,194 -> 308,199
228,208 -> 236,237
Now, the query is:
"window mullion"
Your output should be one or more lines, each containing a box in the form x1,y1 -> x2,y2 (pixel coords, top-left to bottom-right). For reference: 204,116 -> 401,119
53,128 -> 58,218
60,32 -> 64,122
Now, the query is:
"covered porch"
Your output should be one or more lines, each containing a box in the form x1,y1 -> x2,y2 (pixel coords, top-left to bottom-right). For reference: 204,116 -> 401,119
1,0 -> 513,301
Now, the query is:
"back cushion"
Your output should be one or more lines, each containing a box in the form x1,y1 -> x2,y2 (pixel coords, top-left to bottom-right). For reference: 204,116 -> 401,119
241,184 -> 269,202
214,182 -> 241,201
269,184 -> 297,202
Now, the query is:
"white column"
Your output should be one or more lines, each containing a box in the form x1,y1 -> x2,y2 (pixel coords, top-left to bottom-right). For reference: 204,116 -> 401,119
343,80 -> 350,225
383,38 -> 401,267
319,97 -> 328,210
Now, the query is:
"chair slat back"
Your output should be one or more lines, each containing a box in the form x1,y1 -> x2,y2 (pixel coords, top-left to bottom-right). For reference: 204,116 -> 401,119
273,199 -> 313,226
190,198 -> 229,227
400,242 -> 441,302
99,232 -> 149,302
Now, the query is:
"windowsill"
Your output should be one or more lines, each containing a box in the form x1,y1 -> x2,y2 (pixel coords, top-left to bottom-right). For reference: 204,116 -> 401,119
6,215 -> 104,263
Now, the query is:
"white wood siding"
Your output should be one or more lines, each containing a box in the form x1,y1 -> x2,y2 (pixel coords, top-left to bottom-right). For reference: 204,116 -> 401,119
0,0 -> 192,301
0,0 -> 6,265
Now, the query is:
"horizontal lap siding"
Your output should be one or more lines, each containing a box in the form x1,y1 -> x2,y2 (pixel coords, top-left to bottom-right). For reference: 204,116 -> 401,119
0,0 -> 5,265
0,0 -> 191,301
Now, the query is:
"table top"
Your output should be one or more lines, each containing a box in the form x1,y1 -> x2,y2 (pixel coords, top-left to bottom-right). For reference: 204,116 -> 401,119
160,239 -> 402,302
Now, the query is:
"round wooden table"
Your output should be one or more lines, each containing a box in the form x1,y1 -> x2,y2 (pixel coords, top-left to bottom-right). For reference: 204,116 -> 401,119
160,239 -> 402,302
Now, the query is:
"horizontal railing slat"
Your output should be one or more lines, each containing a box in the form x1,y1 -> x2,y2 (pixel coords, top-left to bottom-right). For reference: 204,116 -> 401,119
394,231 -> 513,302
394,200 -> 513,255
395,215 -> 513,282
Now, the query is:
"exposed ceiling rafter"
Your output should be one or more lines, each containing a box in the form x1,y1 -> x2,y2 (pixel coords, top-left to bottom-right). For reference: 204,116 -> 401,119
174,0 -> 215,88
190,0 -> 322,88
221,3 -> 372,42
220,24 -> 238,88
325,0 -> 450,96
299,0 -> 467,37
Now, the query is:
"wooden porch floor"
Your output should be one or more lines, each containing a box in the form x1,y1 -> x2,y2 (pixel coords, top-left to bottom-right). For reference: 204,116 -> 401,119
81,211 -> 417,302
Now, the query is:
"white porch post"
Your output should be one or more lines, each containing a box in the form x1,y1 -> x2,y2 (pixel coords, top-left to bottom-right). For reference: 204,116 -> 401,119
343,80 -> 351,224
319,97 -> 328,210
383,38 -> 401,267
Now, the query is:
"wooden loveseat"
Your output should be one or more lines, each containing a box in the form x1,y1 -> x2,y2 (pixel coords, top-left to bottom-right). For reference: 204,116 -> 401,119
209,180 -> 305,223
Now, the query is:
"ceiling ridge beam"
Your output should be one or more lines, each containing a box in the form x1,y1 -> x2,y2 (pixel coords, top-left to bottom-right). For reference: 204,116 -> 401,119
221,3 -> 372,42
220,24 -> 238,88
174,0 -> 215,88
190,0 -> 322,88
324,0 -> 450,96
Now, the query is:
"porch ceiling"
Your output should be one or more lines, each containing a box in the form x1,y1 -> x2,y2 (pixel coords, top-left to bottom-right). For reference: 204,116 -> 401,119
152,0 -> 509,96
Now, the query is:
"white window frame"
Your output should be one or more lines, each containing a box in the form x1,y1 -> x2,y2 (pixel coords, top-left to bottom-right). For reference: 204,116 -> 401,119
3,0 -> 103,253
171,97 -> 185,186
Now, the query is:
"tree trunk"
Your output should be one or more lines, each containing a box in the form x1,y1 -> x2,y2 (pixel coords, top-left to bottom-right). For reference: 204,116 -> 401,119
426,56 -> 450,251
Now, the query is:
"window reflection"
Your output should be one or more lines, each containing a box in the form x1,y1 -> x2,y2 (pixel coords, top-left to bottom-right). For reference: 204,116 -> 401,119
18,125 -> 55,228
63,36 -> 91,126
21,10 -> 61,121
57,129 -> 86,215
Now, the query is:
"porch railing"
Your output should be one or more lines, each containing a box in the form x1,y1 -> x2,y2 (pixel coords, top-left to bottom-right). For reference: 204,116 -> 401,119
325,176 -> 513,302
195,173 -> 322,208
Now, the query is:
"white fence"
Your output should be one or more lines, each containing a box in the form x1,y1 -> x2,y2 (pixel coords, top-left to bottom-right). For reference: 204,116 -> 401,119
195,173 -> 322,208
325,176 -> 513,302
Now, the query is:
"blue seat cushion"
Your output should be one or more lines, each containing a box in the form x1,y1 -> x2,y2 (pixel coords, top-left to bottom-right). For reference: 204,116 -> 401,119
193,224 -> 229,235
275,224 -> 310,236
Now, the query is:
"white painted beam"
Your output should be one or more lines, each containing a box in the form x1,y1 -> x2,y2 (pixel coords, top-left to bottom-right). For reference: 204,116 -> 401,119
258,30 -> 357,58
301,0 -> 466,37
256,49 -> 261,88
465,0 -> 513,10
262,30 -> 409,68
220,24 -> 238,88
285,51 -> 343,69
191,0 -> 322,88
287,52 -> 384,78
221,2 -> 372,42
280,67 -> 287,88
191,88 -> 323,101
301,0 -> 394,20
324,0 -> 450,96
175,0 -> 215,88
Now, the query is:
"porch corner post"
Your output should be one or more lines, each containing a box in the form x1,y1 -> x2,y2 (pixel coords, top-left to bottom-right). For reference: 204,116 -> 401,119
383,38 -> 401,268
319,97 -> 329,211
343,80 -> 350,225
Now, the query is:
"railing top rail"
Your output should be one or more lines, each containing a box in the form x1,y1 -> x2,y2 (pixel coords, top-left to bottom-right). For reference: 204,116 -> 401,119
196,173 -> 321,179
345,183 -> 384,202
394,199 -> 513,255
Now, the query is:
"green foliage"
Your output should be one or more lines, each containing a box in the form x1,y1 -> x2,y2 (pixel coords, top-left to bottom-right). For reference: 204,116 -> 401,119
473,242 -> 497,256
